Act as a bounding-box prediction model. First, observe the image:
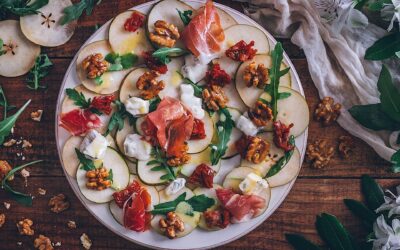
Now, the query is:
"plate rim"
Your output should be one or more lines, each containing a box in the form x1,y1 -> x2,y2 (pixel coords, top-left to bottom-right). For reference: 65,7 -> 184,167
54,0 -> 308,249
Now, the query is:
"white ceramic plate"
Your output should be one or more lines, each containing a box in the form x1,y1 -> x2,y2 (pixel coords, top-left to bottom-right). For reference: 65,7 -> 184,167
55,1 -> 308,249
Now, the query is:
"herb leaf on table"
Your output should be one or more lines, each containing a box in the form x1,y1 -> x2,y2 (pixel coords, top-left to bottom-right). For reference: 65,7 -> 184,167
0,0 -> 48,17
26,54 -> 53,90
377,65 -> 400,122
209,108 -> 234,165
0,84 -> 16,119
1,160 -> 43,206
343,199 -> 377,227
285,234 -> 321,250
361,174 -> 385,210
0,99 -> 30,145
348,103 -> 400,131
60,0 -> 102,25
148,147 -> 176,182
391,150 -> 400,173
365,32 -> 400,60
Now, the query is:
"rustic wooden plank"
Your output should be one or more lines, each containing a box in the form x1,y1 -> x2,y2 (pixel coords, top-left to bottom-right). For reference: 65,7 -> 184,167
0,177 -> 397,249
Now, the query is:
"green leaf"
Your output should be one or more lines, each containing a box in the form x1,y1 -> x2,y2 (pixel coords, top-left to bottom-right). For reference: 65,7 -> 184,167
361,175 -> 384,210
1,160 -> 43,206
0,84 -> 14,119
106,168 -> 113,183
104,100 -> 135,136
367,0 -> 391,11
0,39 -> 6,56
353,0 -> 369,10
348,103 -> 400,131
105,52 -> 137,71
150,147 -> 176,181
377,65 -> 400,122
149,96 -> 161,112
177,9 -> 192,25
94,75 -> 103,85
151,193 -> 187,215
0,99 -> 30,140
120,53 -> 138,69
285,234 -> 321,250
278,92 -> 291,100
209,108 -> 234,165
66,88 -> 91,109
75,148 -> 96,171
177,71 -> 204,97
186,194 -> 215,212
0,0 -> 49,16
152,48 -> 187,64
365,33 -> 400,60
315,213 -> 356,250
26,54 -> 52,90
265,136 -> 295,178
60,0 -> 101,25
343,199 -> 377,227
391,149 -> 400,173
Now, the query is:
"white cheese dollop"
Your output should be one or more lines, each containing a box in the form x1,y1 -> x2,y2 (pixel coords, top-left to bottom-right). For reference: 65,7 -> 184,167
181,54 -> 209,83
165,178 -> 186,196
235,115 -> 258,136
123,134 -> 152,161
180,84 -> 205,119
239,172 -> 269,197
79,130 -> 109,160
124,97 -> 149,116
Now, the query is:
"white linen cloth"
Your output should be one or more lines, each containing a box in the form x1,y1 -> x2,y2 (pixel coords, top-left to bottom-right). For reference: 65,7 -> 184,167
234,0 -> 400,162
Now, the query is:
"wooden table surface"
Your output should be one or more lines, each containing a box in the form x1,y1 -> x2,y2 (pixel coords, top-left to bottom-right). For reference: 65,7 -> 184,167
0,1 -> 397,249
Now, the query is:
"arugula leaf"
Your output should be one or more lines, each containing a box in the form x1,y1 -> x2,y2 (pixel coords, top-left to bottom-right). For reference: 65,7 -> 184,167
0,84 -> 15,119
177,71 -> 204,97
151,193 -> 187,215
278,92 -> 291,100
377,65 -> 400,122
60,0 -> 102,25
186,194 -> 215,212
209,108 -> 234,165
266,42 -> 290,120
343,199 -> 377,227
106,169 -> 113,183
265,135 -> 295,178
105,52 -> 138,72
66,88 -> 91,109
391,149 -> 400,173
0,99 -> 30,145
104,100 -> 135,136
365,32 -> 400,60
0,0 -> 48,17
348,103 -> 400,131
149,96 -> 161,112
315,213 -> 356,250
361,174 -> 384,211
94,75 -> 103,85
75,148 -> 96,171
149,147 -> 176,181
152,48 -> 187,64
26,54 -> 52,90
177,9 -> 192,25
0,39 -> 6,56
285,234 -> 321,250
1,160 -> 43,206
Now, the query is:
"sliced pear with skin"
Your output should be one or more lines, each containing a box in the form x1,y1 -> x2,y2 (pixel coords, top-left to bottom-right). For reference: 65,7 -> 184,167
0,20 -> 40,77
119,68 -> 146,103
259,87 -> 310,137
194,184 -> 224,231
216,8 -> 237,29
115,118 -> 136,162
76,40 -> 129,94
135,116 -> 146,135
109,10 -> 153,64
235,54 -> 291,108
180,148 -> 221,177
187,112 -> 214,154
151,212 -> 200,238
266,147 -> 301,187
20,0 -> 76,47
223,24 -> 270,52
61,84 -> 114,135
158,187 -> 194,203
220,107 -> 243,159
137,157 -> 170,186
62,136 -> 83,178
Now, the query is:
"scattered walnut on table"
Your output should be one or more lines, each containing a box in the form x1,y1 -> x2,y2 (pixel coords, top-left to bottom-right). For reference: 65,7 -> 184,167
0,213 -> 5,228
202,85 -> 228,111
3,138 -> 16,147
243,62 -> 269,89
82,53 -> 110,79
67,220 -> 77,229
22,139 -> 32,149
248,100 -> 273,127
31,109 -> 43,122
37,188 -> 47,196
136,70 -> 165,100
159,212 -> 185,239
85,167 -> 112,191
314,97 -> 342,126
34,235 -> 53,250
236,135 -> 270,164
149,20 -> 180,48
306,139 -> 335,169
80,233 -> 92,250
48,194 -> 70,213
3,202 -> 10,210
17,218 -> 34,236
338,135 -> 354,159
0,160 -> 13,181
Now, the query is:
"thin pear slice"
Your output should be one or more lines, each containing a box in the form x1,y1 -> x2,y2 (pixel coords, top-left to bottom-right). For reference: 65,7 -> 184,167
62,136 -> 83,178
223,24 -> 270,52
20,0 -> 76,47
187,112 -> 214,154
0,20 -> 40,77
235,54 -> 291,108
151,212 -> 200,238
216,8 -> 237,29
158,187 -> 194,202
266,147 -> 301,187
109,10 -> 153,64
180,148 -> 221,177
76,40 -> 129,94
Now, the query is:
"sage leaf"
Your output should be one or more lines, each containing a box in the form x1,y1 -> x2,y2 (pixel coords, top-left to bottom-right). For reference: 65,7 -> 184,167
377,65 -> 400,122
361,174 -> 384,210
343,199 -> 377,227
391,149 -> 400,173
60,0 -> 101,25
0,99 -> 30,141
365,32 -> 400,60
348,103 -> 400,131
285,234 -> 321,250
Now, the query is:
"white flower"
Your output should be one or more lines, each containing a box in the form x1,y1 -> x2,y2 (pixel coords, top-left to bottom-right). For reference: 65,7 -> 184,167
381,0 -> 400,31
376,186 -> 400,218
371,215 -> 400,250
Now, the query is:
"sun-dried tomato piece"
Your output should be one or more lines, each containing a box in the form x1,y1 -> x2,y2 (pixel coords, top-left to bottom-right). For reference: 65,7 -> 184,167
124,11 -> 145,32
142,51 -> 168,74
190,118 -> 206,140
141,117 -> 159,146
273,121 -> 294,152
90,95 -> 115,115
203,209 -> 230,229
205,63 -> 231,87
113,181 -> 143,208
225,40 -> 257,62
188,164 -> 215,188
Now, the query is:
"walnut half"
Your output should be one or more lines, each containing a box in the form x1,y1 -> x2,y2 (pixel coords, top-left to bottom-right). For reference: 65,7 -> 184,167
159,212 -> 185,239
48,194 -> 70,213
202,85 -> 228,111
248,100 -> 273,127
236,135 -> 270,164
314,97 -> 341,126
243,62 -> 269,89
149,20 -> 180,48
306,139 -> 334,169
82,53 -> 109,79
17,218 -> 34,235
34,235 -> 53,250
338,135 -> 354,159
136,71 -> 165,100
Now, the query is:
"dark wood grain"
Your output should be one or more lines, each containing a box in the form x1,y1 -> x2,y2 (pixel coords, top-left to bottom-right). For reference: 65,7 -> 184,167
0,0 -> 397,249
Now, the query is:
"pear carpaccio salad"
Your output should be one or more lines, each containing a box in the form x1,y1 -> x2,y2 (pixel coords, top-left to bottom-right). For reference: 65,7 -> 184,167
58,0 -> 309,239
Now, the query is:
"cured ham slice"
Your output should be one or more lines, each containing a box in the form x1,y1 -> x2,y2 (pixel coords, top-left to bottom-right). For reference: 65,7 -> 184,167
60,109 -> 101,136
216,188 -> 266,222
166,113 -> 194,157
182,0 -> 224,58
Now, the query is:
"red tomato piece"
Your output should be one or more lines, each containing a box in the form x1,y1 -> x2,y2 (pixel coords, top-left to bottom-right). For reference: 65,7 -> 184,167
142,51 -> 168,74
190,118 -> 206,140
225,40 -> 257,62
188,163 -> 215,188
90,94 -> 115,115
205,63 -> 231,87
273,121 -> 294,152
124,11 -> 145,32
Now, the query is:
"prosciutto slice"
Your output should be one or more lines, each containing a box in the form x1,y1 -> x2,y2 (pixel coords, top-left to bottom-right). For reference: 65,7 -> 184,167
182,0 -> 224,58
216,188 -> 266,222
60,109 -> 101,136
